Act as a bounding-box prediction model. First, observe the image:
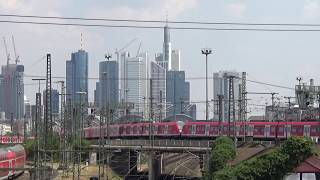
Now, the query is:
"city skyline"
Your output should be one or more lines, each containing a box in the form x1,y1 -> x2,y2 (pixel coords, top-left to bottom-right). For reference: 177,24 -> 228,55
1,0 -> 319,119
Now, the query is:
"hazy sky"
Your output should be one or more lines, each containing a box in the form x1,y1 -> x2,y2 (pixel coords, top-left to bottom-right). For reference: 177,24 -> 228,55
1,0 -> 320,119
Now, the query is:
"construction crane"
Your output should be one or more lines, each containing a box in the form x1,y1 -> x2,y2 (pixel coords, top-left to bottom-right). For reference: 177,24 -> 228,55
136,41 -> 142,57
115,38 -> 139,59
3,37 -> 10,66
11,36 -> 20,64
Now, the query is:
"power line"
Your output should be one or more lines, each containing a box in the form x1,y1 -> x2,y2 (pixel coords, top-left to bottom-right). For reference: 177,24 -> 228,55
24,74 -> 294,90
2,19 -> 320,32
3,14 -> 320,27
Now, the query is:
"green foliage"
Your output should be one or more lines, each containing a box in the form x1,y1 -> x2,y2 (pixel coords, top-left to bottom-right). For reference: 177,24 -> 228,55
24,139 -> 36,157
208,137 -> 236,175
210,137 -> 313,180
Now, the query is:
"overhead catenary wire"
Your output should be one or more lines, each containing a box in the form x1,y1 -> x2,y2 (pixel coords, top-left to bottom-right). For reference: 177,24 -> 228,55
24,74 -> 294,90
2,19 -> 320,32
3,13 -> 320,27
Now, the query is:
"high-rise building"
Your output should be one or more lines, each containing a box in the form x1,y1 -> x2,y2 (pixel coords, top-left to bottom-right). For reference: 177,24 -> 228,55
125,53 -> 149,115
98,60 -> 119,108
43,89 -> 59,114
171,50 -> 181,71
184,81 -> 190,103
166,71 -> 189,117
163,25 -> 171,70
24,96 -> 31,119
213,71 -> 241,121
94,82 -> 100,107
0,64 -> 24,120
118,51 -> 130,103
66,50 -> 88,106
150,61 -> 166,120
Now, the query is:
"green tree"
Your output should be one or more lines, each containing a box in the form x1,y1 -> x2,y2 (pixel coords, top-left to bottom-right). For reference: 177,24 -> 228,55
211,137 -> 313,180
207,137 -> 236,178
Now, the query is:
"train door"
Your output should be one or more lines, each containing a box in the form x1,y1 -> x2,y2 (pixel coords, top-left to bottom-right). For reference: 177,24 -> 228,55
191,125 -> 196,135
304,125 -> 311,137
205,125 -> 209,136
265,125 -> 270,137
247,125 -> 253,137
286,125 -> 291,137
154,125 -> 158,135
164,125 -> 168,135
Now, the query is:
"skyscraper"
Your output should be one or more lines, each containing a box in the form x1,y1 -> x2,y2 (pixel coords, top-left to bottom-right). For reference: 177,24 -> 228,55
163,25 -> 171,70
98,60 -> 119,108
213,71 -> 241,121
24,96 -> 31,119
118,51 -> 130,103
171,49 -> 181,71
166,71 -> 189,117
94,82 -> 100,107
125,53 -> 149,115
66,50 -> 88,106
0,64 -> 24,120
43,89 -> 59,114
150,61 -> 166,120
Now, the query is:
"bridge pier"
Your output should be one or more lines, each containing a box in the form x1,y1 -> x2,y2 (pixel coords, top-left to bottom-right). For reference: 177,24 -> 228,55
199,151 -> 210,176
128,150 -> 138,175
148,152 -> 163,180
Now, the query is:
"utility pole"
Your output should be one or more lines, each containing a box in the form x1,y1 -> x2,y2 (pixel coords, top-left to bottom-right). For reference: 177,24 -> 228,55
201,48 -> 212,121
284,96 -> 295,121
31,78 -> 45,180
98,107 -> 104,180
227,76 -> 235,139
159,90 -> 163,122
217,95 -> 224,136
75,91 -> 86,180
58,81 -> 70,176
241,72 -> 247,122
247,92 -> 279,121
41,53 -> 53,177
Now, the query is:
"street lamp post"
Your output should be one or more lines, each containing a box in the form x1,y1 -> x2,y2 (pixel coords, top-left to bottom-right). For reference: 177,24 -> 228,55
75,91 -> 86,180
201,48 -> 212,121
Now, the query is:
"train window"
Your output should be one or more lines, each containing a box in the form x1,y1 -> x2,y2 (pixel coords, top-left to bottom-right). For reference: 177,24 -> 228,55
205,125 -> 209,133
304,126 -> 310,133
271,127 -> 275,132
279,127 -> 284,132
298,128 -> 303,133
201,125 -> 205,131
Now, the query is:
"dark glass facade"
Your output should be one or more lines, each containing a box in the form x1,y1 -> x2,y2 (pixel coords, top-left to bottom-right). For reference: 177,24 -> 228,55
66,50 -> 88,106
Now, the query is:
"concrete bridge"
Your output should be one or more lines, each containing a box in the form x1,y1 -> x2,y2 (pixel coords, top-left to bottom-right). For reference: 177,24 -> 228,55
89,139 -> 213,179
88,139 -> 274,179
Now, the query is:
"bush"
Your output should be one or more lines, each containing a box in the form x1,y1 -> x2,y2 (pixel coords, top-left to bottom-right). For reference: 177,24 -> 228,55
208,137 -> 236,177
211,137 -> 313,180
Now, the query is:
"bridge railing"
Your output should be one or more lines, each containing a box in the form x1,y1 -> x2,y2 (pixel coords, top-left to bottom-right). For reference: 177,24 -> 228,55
105,139 -> 214,148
